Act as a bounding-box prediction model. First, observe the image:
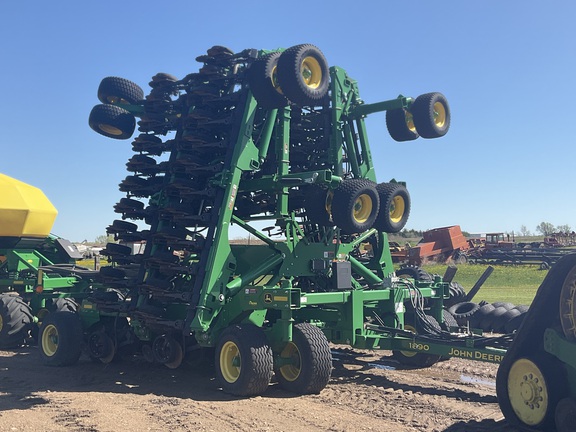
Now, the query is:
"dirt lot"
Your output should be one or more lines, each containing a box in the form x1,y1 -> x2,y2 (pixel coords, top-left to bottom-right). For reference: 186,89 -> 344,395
0,345 -> 519,432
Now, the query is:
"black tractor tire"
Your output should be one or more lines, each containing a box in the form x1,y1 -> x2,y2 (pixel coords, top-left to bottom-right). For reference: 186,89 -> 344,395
441,308 -> 458,330
39,311 -> 83,366
304,185 -> 333,227
386,108 -> 419,142
89,104 -> 135,140
496,308 -> 522,334
51,298 -> 78,313
483,306 -> 508,332
248,52 -> 288,109
446,301 -> 480,326
492,302 -> 515,310
0,294 -> 33,348
396,265 -> 433,282
102,242 -> 132,256
97,76 -> 144,105
410,92 -> 450,139
275,323 -> 332,395
555,397 -> 576,432
504,311 -> 528,334
469,303 -> 495,329
331,179 -> 380,234
373,182 -> 410,233
215,324 -> 273,396
392,315 -> 442,368
498,354 -> 567,431
277,44 -> 329,107
513,304 -> 530,313
444,281 -> 467,308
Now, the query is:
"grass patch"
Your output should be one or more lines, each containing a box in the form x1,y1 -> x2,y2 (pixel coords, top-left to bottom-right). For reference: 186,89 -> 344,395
421,263 -> 547,306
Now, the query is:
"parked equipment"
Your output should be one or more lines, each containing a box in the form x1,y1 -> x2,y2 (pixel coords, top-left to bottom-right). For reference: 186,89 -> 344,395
0,174 -> 98,347
39,44 -> 526,397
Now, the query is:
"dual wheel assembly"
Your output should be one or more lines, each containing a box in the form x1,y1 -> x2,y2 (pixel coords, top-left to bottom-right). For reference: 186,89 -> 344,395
305,178 -> 410,234
497,260 -> 576,431
215,323 -> 332,396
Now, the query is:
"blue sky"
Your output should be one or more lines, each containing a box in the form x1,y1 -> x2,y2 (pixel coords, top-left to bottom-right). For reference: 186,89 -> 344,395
1,1 -> 575,242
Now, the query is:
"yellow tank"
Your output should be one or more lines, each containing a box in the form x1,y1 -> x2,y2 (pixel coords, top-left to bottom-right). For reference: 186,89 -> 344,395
0,174 -> 58,237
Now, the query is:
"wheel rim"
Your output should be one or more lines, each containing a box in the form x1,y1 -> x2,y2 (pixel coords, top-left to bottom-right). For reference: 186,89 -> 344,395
560,268 -> 576,340
220,340 -> 241,383
433,101 -> 446,128
0,313 -> 3,332
42,324 -> 59,357
508,358 -> 549,426
279,342 -> 302,382
105,96 -> 130,105
98,123 -> 123,136
389,195 -> 406,223
271,65 -> 283,94
400,324 -> 418,358
405,111 -> 416,132
353,194 -> 373,223
300,56 -> 322,89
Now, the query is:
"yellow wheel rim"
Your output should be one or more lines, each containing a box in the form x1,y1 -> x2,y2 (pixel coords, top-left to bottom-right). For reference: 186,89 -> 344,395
325,190 -> 334,216
0,313 -> 3,332
98,123 -> 123,136
279,342 -> 302,382
220,341 -> 241,384
400,324 -> 418,358
560,267 -> 576,340
433,101 -> 446,128
390,195 -> 406,223
300,56 -> 322,89
42,324 -> 59,357
353,194 -> 373,223
405,111 -> 416,132
508,358 -> 549,426
270,64 -> 283,94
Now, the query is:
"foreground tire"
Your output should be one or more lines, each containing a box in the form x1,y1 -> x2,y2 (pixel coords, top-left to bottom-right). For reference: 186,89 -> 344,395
555,397 -> 576,432
275,323 -> 332,395
248,52 -> 288,109
215,324 -> 273,396
373,183 -> 410,233
331,179 -> 379,234
500,356 -> 566,430
89,104 -> 135,139
411,92 -> 450,138
386,108 -> 419,142
447,301 -> 480,326
0,294 -> 33,348
277,44 -> 329,106
97,76 -> 144,105
39,311 -> 82,366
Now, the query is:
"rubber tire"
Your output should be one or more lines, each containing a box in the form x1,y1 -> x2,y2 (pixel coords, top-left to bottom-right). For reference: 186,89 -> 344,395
51,298 -> 78,313
483,306 -> 508,332
492,302 -> 515,310
469,303 -> 495,329
276,44 -> 329,106
386,108 -> 419,142
555,397 -> 576,432
504,311 -> 527,334
248,52 -> 288,109
446,301 -> 480,326
513,304 -> 530,313
39,311 -> 82,366
275,323 -> 332,395
441,309 -> 458,330
215,324 -> 273,396
89,104 -> 135,140
331,179 -> 380,234
444,281 -> 467,308
0,294 -> 33,348
392,315 -> 442,368
97,76 -> 144,105
304,185 -> 332,227
411,92 -> 450,138
373,183 -> 410,233
498,354 -> 566,430
396,265 -> 433,282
